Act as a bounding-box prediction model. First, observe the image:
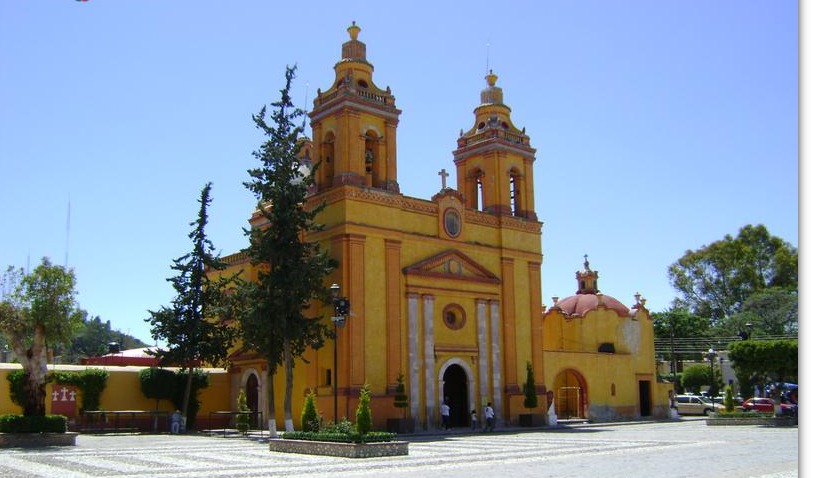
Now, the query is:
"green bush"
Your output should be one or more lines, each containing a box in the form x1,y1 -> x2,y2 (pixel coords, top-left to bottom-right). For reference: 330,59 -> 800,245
236,390 -> 250,434
0,414 -> 67,433
281,430 -> 396,444
6,370 -> 26,411
51,368 -> 109,412
724,385 -> 735,412
301,389 -> 320,432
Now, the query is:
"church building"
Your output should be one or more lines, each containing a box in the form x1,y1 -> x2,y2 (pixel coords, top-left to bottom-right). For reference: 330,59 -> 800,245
222,22 -> 670,430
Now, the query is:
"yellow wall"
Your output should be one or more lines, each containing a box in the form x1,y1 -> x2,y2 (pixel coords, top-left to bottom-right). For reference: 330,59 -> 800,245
0,364 -> 230,419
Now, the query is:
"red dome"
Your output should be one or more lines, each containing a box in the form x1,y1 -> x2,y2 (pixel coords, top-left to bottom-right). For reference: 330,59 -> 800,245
553,293 -> 630,318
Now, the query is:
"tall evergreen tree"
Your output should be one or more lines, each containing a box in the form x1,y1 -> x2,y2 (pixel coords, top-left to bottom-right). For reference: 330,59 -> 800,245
239,65 -> 335,434
146,183 -> 236,425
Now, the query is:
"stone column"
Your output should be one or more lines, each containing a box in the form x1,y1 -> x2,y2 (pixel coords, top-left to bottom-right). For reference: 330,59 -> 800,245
423,294 -> 436,429
476,299 -> 489,406
407,293 -> 420,424
490,300 -> 503,425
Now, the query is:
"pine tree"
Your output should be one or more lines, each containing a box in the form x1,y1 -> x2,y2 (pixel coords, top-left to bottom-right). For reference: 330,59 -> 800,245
301,389 -> 319,432
356,384 -> 372,435
146,183 -> 236,424
393,372 -> 409,418
238,65 -> 336,434
523,361 -> 538,411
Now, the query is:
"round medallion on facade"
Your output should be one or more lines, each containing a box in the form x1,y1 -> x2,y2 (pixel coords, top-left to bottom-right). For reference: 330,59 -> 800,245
442,304 -> 466,330
443,208 -> 462,238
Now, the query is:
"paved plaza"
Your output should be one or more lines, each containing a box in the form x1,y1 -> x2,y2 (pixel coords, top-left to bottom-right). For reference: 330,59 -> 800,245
0,418 -> 799,478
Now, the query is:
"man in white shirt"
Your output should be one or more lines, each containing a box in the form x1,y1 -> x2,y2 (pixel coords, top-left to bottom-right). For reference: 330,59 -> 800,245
440,401 -> 451,430
484,402 -> 495,431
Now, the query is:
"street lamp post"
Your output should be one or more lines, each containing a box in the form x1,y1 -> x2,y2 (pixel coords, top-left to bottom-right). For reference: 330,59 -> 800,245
330,283 -> 350,423
706,348 -> 718,410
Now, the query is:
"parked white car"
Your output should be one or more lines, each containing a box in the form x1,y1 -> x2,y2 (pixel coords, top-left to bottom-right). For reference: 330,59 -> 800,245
675,395 -> 724,415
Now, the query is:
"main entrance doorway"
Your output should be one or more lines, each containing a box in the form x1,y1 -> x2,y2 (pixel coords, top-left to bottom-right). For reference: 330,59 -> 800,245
442,364 -> 469,427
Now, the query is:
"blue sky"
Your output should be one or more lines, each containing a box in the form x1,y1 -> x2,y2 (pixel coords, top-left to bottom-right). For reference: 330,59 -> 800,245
0,2 -> 798,345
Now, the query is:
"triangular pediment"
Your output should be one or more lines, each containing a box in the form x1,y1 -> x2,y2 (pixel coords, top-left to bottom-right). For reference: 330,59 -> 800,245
403,249 -> 500,284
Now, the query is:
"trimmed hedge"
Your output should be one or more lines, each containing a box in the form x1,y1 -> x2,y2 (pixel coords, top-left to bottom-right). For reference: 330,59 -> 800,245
0,414 -> 68,433
281,431 -> 396,444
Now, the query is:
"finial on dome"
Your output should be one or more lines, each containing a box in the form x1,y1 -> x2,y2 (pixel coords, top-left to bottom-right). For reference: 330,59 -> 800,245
348,21 -> 361,40
583,254 -> 591,271
485,69 -> 498,87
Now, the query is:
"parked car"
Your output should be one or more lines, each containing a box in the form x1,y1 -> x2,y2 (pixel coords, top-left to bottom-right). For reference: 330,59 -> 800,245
674,395 -> 724,415
741,397 -> 796,415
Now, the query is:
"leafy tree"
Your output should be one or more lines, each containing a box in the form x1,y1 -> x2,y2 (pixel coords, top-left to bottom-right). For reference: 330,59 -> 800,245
718,287 -> 797,337
68,315 -> 148,362
238,65 -> 335,434
0,258 -> 84,416
356,383 -> 372,435
393,372 -> 409,418
300,389 -> 319,432
522,361 -> 538,411
667,224 -> 797,324
728,339 -> 797,404
680,364 -> 712,394
146,183 -> 236,424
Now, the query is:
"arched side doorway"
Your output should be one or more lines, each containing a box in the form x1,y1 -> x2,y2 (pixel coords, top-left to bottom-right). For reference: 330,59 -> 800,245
438,358 -> 476,428
241,369 -> 261,428
552,369 -> 588,419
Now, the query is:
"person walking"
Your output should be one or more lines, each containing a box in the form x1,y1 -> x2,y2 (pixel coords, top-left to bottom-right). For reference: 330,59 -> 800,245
470,409 -> 478,431
484,402 -> 495,432
440,400 -> 451,430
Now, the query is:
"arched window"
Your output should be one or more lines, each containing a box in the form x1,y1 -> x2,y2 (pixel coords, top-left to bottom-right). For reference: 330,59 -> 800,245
509,168 -> 522,216
321,132 -> 336,188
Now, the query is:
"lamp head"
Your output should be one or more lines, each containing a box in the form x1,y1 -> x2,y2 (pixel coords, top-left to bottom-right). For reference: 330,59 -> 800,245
330,283 -> 340,298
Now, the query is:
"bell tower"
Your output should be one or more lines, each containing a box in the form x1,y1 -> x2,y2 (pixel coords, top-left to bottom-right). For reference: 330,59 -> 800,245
309,22 -> 402,193
453,71 -> 537,220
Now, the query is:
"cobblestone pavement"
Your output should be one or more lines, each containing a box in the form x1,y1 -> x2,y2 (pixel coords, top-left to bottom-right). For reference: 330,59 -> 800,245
0,419 -> 799,478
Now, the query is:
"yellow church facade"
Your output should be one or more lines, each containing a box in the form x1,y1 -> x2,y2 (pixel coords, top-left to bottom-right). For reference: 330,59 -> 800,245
220,22 -> 671,431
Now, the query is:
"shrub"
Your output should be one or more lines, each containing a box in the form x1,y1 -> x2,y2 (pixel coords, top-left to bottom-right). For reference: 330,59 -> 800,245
281,430 -> 396,444
0,414 -> 67,433
236,390 -> 250,434
6,370 -> 26,411
355,384 -> 372,435
51,368 -> 109,412
724,385 -> 735,412
301,389 -> 320,432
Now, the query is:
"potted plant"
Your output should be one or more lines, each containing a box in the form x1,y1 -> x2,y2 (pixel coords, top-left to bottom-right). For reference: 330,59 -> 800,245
519,361 -> 538,427
386,372 -> 414,434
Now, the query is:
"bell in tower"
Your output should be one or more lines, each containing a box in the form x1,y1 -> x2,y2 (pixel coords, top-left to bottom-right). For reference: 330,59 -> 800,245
453,71 -> 537,221
308,22 -> 402,194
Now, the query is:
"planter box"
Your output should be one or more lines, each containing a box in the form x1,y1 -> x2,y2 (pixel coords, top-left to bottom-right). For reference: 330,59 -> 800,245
386,418 -> 415,434
269,438 -> 409,458
518,413 -> 545,427
0,432 -> 78,448
706,416 -> 797,427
